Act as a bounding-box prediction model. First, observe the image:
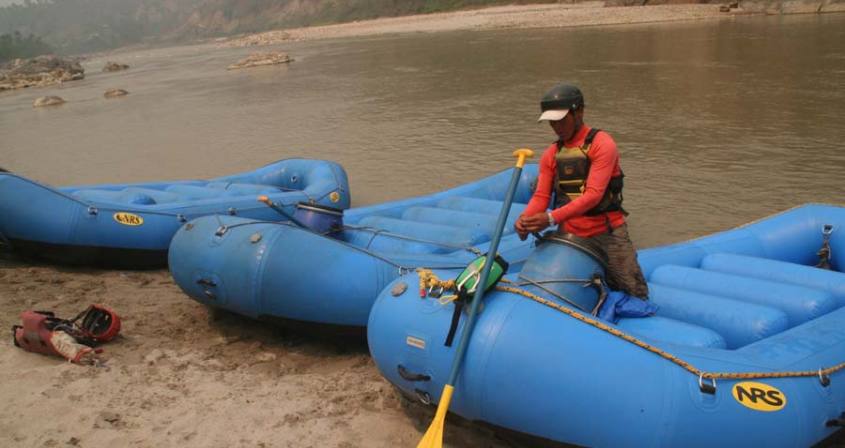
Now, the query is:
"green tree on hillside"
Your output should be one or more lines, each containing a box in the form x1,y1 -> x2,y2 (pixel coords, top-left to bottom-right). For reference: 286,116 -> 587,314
0,30 -> 52,63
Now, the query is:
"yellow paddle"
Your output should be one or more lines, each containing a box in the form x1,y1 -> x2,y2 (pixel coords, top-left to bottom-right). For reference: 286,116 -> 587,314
417,148 -> 534,448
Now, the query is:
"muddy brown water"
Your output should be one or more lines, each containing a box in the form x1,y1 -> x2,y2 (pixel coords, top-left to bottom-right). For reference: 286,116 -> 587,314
2,13 -> 844,248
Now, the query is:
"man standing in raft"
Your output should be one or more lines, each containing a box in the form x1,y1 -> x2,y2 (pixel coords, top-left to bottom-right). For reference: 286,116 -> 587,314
515,83 -> 649,300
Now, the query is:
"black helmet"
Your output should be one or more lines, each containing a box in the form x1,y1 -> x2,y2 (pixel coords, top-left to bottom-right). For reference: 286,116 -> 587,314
540,84 -> 584,112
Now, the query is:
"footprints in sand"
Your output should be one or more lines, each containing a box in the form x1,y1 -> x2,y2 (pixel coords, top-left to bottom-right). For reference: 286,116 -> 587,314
2,262 -> 509,447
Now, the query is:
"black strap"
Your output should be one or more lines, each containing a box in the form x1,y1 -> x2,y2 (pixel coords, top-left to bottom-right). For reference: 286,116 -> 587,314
36,310 -> 93,345
444,300 -> 464,347
581,128 -> 602,174
397,365 -> 431,382
584,128 -> 601,147
584,127 -> 627,217
555,128 -> 601,153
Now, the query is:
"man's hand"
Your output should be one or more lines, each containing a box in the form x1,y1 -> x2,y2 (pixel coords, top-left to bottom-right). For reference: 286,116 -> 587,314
522,212 -> 553,232
515,212 -> 554,240
515,216 -> 530,240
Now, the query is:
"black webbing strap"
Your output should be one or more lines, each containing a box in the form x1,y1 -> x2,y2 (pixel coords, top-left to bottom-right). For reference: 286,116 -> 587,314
584,128 -> 601,147
581,128 -> 601,172
444,300 -> 464,347
555,128 -> 601,153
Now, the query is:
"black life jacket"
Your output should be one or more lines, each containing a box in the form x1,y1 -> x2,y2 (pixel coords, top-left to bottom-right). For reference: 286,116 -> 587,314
553,128 -> 625,216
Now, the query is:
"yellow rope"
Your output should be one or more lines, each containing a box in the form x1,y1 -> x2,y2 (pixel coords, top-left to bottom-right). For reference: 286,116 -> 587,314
417,268 -> 455,295
414,268 -> 845,382
497,284 -> 845,381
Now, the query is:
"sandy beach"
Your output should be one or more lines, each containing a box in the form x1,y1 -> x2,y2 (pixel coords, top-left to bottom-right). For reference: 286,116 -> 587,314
2,3 -> 842,448
0,254 -> 514,447
220,3 -> 738,47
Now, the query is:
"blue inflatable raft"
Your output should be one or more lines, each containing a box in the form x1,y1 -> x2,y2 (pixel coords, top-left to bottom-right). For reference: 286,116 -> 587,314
167,165 -> 539,327
0,159 -> 349,268
368,204 -> 845,447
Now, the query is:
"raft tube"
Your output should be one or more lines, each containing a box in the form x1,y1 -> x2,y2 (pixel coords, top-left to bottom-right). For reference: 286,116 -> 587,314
168,165 -> 539,327
368,204 -> 845,447
0,159 -> 349,268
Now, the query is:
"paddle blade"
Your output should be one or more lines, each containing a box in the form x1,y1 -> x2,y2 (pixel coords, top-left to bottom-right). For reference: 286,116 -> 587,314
416,385 -> 454,448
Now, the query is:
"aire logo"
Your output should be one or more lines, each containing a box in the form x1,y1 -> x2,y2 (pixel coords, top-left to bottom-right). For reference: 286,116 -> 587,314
113,212 -> 144,226
732,382 -> 786,412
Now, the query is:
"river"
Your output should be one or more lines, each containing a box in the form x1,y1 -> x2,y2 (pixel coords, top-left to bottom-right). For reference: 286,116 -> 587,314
1,12 -> 843,248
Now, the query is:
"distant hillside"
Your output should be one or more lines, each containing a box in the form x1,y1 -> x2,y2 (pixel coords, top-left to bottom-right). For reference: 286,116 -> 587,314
0,0 -> 202,55
174,0 -> 563,37
0,0 -> 560,55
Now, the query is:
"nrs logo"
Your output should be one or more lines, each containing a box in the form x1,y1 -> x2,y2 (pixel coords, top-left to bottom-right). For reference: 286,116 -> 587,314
113,212 -> 144,226
731,382 -> 786,412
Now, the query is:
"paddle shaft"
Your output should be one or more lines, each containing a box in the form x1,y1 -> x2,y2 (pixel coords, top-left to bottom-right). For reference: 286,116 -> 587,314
445,158 -> 527,385
416,149 -> 532,448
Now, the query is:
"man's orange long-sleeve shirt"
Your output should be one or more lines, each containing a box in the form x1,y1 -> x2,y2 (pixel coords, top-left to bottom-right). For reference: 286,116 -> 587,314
522,125 -> 626,238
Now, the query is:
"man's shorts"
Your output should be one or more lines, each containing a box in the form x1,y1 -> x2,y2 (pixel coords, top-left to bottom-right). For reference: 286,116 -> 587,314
590,223 -> 649,299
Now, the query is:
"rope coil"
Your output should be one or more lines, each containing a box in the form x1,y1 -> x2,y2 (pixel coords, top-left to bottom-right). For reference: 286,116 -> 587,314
497,284 -> 845,382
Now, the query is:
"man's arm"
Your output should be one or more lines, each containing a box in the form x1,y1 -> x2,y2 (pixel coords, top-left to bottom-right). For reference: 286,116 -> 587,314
515,145 -> 556,238
521,145 -> 556,216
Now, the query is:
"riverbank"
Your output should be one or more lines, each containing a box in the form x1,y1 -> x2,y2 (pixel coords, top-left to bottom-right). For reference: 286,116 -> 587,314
0,254 -> 512,447
219,3 -> 742,47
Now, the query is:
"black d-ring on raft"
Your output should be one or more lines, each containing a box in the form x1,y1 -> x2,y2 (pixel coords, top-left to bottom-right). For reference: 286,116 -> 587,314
414,389 -> 432,405
819,368 -> 831,387
699,374 -> 717,394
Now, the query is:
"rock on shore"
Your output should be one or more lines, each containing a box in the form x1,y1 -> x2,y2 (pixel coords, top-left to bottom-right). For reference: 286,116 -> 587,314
227,51 -> 292,70
104,88 -> 129,98
0,55 -> 85,91
222,31 -> 295,48
102,61 -> 130,72
32,96 -> 66,107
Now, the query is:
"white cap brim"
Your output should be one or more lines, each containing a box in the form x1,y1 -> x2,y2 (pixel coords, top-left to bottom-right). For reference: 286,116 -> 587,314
538,109 -> 569,122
